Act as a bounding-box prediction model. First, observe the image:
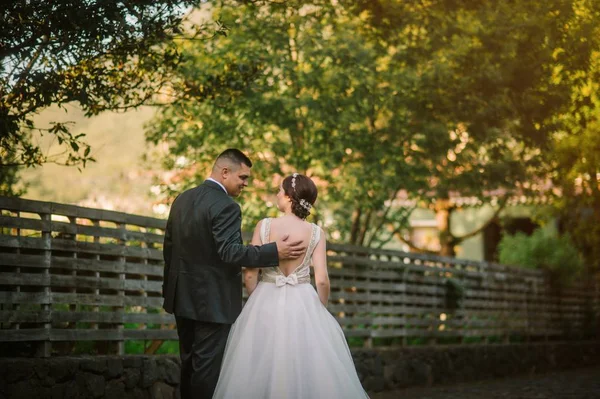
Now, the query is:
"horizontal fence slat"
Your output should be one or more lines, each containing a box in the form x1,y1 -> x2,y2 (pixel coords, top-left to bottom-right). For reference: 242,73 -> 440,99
0,235 -> 163,260
0,310 -> 175,325
50,329 -> 122,341
0,253 -> 164,276
0,273 -> 162,294
0,217 -> 164,245
0,310 -> 51,323
0,328 -> 177,342
0,328 -> 49,341
123,329 -> 178,340
0,292 -> 51,305
0,196 -> 166,229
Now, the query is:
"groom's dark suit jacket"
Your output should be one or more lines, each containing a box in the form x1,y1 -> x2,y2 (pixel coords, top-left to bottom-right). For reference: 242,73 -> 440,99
162,180 -> 279,324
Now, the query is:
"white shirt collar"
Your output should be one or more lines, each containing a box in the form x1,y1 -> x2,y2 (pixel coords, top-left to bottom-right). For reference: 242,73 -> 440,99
206,177 -> 228,194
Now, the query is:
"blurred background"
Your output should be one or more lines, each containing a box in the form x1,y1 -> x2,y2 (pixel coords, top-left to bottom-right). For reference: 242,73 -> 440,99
3,0 -> 599,270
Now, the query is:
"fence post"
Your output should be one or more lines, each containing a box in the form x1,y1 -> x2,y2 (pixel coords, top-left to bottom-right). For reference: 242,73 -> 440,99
65,216 -> 78,352
502,271 -> 510,344
91,220 -> 101,343
402,264 -> 408,346
528,278 -> 537,343
594,274 -> 600,340
427,260 -> 440,347
7,210 -> 22,344
116,222 -> 126,355
364,256 -> 373,349
141,226 -> 149,353
38,212 -> 52,357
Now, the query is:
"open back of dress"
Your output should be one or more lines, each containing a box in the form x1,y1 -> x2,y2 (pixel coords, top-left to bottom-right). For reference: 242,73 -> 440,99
259,217 -> 320,285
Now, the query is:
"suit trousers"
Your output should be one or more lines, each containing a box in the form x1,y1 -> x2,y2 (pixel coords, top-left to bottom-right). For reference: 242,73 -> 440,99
175,316 -> 232,399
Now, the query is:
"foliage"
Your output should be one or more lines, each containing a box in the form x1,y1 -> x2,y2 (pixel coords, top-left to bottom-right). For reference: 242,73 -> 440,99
125,340 -> 179,354
146,0 -> 424,244
147,0 -> 600,251
545,6 -> 600,274
145,0 -> 529,245
352,0 -> 554,199
0,0 -> 226,173
498,228 -> 583,287
558,203 -> 600,275
349,0 -> 600,255
0,164 -> 25,196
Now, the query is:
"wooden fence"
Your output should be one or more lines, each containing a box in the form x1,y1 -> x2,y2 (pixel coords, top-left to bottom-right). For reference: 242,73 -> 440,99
1,196 -> 599,356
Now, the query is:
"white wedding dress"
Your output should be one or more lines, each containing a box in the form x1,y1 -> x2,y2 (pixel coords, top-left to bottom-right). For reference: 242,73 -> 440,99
212,218 -> 369,399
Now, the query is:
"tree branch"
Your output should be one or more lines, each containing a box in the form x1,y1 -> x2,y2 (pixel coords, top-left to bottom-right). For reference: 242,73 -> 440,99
5,41 -> 46,105
394,231 -> 437,254
453,196 -> 509,242
366,185 -> 403,246
375,223 -> 401,248
0,36 -> 42,60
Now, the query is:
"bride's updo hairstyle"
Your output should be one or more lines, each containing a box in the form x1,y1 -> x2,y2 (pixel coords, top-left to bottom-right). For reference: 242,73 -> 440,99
282,173 -> 318,220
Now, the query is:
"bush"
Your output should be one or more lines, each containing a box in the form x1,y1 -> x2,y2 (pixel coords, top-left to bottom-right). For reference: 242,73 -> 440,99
498,228 -> 583,288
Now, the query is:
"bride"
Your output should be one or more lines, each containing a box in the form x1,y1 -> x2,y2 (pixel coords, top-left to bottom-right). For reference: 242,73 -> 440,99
212,173 -> 369,399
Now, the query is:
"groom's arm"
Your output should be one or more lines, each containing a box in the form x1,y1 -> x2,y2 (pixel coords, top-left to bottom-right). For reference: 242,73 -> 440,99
244,221 -> 264,295
212,202 -> 279,267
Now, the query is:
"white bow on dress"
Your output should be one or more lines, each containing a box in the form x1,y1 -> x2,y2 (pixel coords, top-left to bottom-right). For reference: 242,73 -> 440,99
275,274 -> 298,287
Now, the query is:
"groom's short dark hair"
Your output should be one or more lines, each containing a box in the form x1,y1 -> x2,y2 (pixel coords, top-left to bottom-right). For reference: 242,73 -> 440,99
216,148 -> 252,168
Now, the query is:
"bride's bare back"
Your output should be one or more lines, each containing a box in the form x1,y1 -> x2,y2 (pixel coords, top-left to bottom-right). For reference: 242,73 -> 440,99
245,213 -> 329,307
268,215 -> 314,276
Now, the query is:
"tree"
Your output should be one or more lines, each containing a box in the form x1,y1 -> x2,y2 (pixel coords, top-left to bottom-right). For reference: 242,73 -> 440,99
0,165 -> 24,197
349,0 -> 599,255
146,0 -> 429,245
0,0 -> 225,173
547,2 -> 600,275
148,0 -> 597,256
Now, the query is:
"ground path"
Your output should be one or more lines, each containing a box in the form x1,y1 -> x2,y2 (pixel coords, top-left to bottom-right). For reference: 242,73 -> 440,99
370,366 -> 600,399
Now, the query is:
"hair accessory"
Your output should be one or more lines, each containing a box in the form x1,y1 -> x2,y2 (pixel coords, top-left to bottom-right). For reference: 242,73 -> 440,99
299,199 -> 312,212
290,173 -> 312,213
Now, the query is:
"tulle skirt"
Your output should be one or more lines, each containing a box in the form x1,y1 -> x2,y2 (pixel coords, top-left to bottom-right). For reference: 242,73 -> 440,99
212,281 -> 369,399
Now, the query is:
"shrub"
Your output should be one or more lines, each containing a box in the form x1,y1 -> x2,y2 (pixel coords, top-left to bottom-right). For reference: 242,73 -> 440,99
498,228 -> 583,288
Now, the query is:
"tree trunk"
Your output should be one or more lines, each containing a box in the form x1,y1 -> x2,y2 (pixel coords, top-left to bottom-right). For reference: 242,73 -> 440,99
358,210 -> 373,246
350,207 -> 362,245
435,197 -> 456,257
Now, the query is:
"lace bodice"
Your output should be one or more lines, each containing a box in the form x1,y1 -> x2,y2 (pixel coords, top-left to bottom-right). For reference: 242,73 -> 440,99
259,218 -> 321,286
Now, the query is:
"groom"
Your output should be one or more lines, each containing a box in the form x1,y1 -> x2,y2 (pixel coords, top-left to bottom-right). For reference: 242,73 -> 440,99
162,148 -> 306,399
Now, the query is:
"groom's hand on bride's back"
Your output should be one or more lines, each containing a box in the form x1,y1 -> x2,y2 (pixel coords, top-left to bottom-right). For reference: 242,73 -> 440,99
276,234 -> 306,260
